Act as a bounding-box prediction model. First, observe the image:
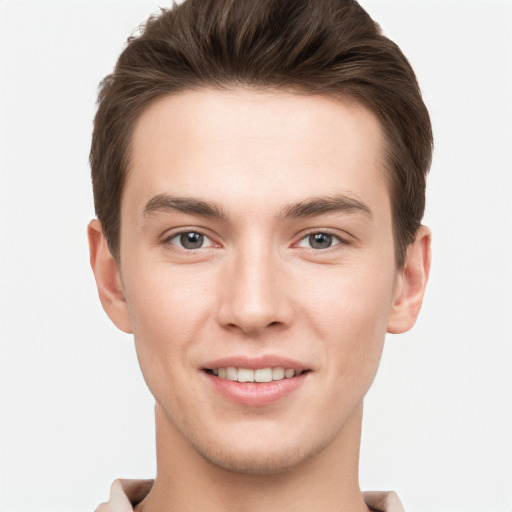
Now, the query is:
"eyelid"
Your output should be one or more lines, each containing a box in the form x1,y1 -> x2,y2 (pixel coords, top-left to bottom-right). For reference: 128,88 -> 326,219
161,227 -> 220,250
294,229 -> 349,249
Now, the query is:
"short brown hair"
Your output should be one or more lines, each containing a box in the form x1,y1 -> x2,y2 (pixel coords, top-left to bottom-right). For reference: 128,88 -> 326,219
90,0 -> 432,267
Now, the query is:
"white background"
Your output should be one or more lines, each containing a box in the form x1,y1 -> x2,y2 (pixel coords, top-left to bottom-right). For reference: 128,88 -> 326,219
0,1 -> 511,511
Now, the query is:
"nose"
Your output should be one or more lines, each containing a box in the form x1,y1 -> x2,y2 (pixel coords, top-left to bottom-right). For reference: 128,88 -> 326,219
217,243 -> 293,336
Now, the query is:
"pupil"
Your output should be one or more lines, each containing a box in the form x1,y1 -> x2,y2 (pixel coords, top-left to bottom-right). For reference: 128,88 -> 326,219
310,233 -> 332,249
181,232 -> 203,249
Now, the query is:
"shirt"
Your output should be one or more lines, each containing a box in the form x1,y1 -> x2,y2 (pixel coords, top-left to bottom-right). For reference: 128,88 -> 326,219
95,479 -> 405,512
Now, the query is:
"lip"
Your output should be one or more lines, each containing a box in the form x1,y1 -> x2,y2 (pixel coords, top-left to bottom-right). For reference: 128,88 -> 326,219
201,355 -> 310,406
202,355 -> 308,372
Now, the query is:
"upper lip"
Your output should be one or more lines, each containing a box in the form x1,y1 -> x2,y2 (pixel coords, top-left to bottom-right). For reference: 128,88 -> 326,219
202,355 -> 309,371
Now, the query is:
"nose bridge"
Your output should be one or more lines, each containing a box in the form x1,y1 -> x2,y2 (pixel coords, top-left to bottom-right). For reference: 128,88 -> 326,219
218,237 -> 289,334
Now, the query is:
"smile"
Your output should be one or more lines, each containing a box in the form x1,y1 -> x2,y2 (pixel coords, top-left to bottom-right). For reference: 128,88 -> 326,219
209,367 -> 304,382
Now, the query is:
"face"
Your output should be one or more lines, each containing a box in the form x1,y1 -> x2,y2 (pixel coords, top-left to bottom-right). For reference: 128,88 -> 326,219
116,89 -> 402,473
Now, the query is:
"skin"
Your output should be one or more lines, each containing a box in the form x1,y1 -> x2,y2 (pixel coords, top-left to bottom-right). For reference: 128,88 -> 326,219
89,88 -> 431,512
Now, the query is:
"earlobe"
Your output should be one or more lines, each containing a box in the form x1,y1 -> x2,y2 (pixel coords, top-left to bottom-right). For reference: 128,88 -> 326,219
88,219 -> 133,334
387,225 -> 431,334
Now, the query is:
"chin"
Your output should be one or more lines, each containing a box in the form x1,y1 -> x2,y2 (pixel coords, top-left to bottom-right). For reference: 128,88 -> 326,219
199,443 -> 315,475
184,425 -> 336,476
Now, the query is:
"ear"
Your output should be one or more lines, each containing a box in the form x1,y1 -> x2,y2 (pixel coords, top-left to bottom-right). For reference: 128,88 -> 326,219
387,225 -> 432,334
88,219 -> 133,333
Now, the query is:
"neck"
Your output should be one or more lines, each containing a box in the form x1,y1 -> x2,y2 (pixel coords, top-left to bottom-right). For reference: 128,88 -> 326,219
136,405 -> 368,512
137,403 -> 370,512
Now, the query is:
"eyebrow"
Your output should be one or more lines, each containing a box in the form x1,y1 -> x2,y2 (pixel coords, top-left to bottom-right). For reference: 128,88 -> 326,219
143,194 -> 227,219
142,193 -> 371,221
280,194 -> 372,219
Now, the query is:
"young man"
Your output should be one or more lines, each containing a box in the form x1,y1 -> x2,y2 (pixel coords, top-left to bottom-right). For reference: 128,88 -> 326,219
89,1 -> 432,511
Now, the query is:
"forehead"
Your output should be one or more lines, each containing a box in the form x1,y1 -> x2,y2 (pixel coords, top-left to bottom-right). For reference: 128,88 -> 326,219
124,88 -> 389,218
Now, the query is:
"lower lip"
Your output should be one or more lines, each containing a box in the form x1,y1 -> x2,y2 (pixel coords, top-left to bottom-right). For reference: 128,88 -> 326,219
203,371 -> 309,406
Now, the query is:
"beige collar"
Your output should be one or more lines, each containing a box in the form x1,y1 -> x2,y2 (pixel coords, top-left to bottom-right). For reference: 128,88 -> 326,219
95,479 -> 405,512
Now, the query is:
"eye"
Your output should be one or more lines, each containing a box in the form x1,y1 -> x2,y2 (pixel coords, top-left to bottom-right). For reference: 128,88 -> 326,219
296,232 -> 342,250
167,231 -> 214,250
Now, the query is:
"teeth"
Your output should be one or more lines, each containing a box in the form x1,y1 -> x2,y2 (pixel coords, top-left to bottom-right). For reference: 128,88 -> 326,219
211,366 -> 302,382
255,368 -> 272,382
272,367 -> 285,380
237,368 -> 254,382
226,367 -> 237,381
284,368 -> 295,379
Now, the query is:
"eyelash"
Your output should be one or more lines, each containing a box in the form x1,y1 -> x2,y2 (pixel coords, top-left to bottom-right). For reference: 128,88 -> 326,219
163,230 -> 217,251
162,229 -> 347,252
295,231 -> 346,251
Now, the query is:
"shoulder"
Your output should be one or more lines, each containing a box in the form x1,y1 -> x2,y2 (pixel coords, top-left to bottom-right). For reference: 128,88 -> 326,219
95,479 -> 154,512
363,490 -> 405,512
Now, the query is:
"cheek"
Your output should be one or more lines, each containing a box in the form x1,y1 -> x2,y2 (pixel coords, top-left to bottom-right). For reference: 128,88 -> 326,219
298,261 -> 395,373
323,284 -> 390,414
127,260 -> 211,331
123,265 -> 213,386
